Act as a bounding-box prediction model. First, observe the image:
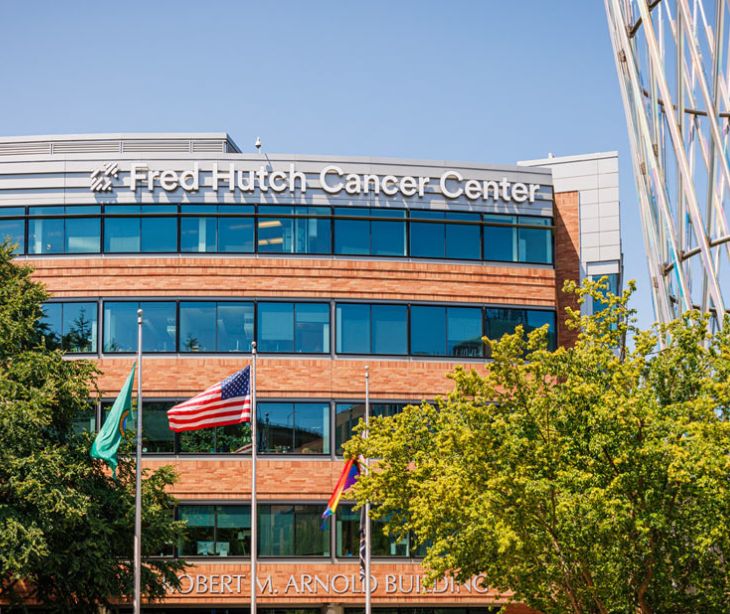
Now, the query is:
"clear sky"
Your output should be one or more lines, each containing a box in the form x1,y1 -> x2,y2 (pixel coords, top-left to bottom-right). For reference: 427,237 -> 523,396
0,1 -> 652,326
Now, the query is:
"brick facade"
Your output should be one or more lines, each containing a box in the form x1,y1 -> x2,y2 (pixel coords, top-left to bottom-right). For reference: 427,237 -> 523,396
26,192 -> 579,614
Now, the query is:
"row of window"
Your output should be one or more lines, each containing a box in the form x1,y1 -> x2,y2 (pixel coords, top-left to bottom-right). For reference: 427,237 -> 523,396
175,503 -> 421,560
0,204 -> 554,264
76,400 -> 406,457
42,300 -> 557,357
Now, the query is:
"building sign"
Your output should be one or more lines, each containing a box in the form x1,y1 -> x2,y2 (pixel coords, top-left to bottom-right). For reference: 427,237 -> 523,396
170,572 -> 490,597
91,162 -> 542,203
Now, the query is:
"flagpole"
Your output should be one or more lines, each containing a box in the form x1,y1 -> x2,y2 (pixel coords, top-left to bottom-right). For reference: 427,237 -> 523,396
250,341 -> 258,614
133,308 -> 143,614
364,365 -> 371,614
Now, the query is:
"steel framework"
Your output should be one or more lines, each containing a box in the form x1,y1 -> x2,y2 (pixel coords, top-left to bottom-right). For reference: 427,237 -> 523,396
605,0 -> 730,329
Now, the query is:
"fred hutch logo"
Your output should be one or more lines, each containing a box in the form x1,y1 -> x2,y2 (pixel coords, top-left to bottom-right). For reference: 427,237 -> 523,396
89,162 -> 119,192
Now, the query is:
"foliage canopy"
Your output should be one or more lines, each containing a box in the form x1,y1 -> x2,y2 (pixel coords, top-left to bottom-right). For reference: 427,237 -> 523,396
346,279 -> 730,614
0,242 -> 186,612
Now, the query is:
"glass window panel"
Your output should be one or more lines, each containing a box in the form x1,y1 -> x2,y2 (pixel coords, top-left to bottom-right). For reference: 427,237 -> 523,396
40,303 -> 62,349
294,216 -> 331,254
372,515 -> 409,557
28,217 -> 64,254
371,305 -> 407,355
484,308 -> 556,354
410,306 -> 446,356
258,504 -> 294,557
518,227 -> 552,264
142,401 -> 175,453
65,217 -> 100,253
141,217 -> 177,252
258,214 -> 294,253
179,422 -> 251,454
295,303 -> 330,353
447,307 -> 483,357
410,220 -> 444,258
219,216 -> 254,253
336,304 -> 370,354
105,204 -> 141,214
334,218 -> 369,255
181,217 -> 217,252
177,505 -> 215,556
103,302 -> 138,352
217,302 -> 254,352
294,402 -> 329,454
258,402 -> 295,454
484,224 -> 516,262
518,215 -> 552,226
335,503 -> 359,557
526,310 -> 557,350
335,402 -> 407,454
180,302 -> 216,352
61,302 -> 98,353
215,505 -> 251,557
445,215 -> 481,260
141,302 -> 177,352
104,217 -> 140,252
104,302 -> 175,353
28,206 -> 63,216
0,207 -> 24,217
258,303 -> 294,353
0,218 -> 25,254
72,404 -> 97,435
293,505 -> 329,556
371,219 -> 405,256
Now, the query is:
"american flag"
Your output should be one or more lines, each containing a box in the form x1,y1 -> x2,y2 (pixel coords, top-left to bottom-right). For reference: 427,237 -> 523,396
167,366 -> 252,432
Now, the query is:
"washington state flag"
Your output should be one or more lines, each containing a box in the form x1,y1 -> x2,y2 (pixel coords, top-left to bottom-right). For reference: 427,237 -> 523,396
90,363 -> 136,477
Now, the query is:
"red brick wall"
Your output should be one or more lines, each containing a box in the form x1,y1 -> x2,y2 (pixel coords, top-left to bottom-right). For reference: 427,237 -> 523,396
554,191 -> 580,347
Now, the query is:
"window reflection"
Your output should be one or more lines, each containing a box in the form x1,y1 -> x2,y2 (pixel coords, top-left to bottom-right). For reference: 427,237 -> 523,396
41,301 -> 98,353
258,402 -> 329,454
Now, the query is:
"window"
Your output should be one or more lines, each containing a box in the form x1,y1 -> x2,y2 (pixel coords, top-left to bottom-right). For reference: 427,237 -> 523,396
258,402 -> 329,454
335,402 -> 407,454
40,301 -> 98,353
258,504 -> 330,557
257,206 -> 331,254
484,214 -> 553,264
104,204 -> 177,253
410,211 -> 481,260
181,204 -> 254,253
410,306 -> 483,357
177,505 -> 250,557
257,302 -> 330,353
484,308 -> 556,352
334,208 -> 406,256
72,403 -> 97,434
179,302 -> 254,353
103,301 -> 176,352
335,504 -> 413,558
103,400 -> 175,453
179,423 -> 251,454
336,304 -> 407,355
0,207 -> 26,254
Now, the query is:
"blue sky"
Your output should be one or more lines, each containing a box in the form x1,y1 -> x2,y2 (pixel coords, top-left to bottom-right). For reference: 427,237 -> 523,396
0,1 -> 651,326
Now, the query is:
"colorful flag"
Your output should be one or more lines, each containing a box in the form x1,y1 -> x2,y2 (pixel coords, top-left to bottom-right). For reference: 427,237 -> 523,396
90,363 -> 136,478
167,366 -> 251,432
322,458 -> 360,519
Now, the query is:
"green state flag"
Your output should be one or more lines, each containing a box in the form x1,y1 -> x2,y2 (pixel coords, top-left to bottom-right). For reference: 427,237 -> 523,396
90,363 -> 136,477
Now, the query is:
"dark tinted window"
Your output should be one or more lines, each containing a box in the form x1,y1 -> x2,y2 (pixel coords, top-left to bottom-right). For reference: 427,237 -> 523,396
336,304 -> 407,355
179,302 -> 254,353
103,301 -> 176,352
258,402 -> 329,454
258,504 -> 330,557
484,308 -> 556,352
257,302 -> 329,353
335,402 -> 407,454
0,208 -> 25,254
41,301 -> 98,353
177,505 -> 251,557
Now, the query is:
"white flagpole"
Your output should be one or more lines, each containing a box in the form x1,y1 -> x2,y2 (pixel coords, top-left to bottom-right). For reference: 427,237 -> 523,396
250,341 -> 258,614
364,365 -> 372,614
133,308 -> 144,614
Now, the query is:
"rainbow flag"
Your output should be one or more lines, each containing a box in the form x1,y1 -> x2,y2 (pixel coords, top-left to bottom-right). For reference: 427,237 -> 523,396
322,458 -> 361,518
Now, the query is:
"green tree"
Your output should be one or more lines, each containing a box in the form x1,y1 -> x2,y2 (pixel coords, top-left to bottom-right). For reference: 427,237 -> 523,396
0,242 -> 187,612
346,279 -> 730,614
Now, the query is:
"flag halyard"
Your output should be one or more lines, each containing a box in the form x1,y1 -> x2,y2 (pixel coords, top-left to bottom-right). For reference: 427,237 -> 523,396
167,366 -> 251,432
